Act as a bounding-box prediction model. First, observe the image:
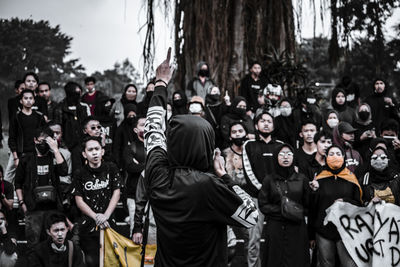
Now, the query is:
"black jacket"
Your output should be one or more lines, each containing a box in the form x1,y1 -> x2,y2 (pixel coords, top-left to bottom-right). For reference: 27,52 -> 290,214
14,153 -> 68,211
8,110 -> 46,154
238,74 -> 268,112
123,137 -> 145,198
112,119 -> 135,168
144,85 -> 258,267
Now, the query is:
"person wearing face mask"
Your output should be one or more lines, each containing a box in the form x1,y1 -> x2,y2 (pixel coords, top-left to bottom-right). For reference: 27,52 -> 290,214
334,76 -> 360,108
220,97 -> 255,148
309,145 -> 362,267
365,78 -> 400,133
239,61 -> 268,113
15,127 -> 68,253
323,110 -> 340,135
111,83 -> 138,126
360,147 -> 400,205
333,121 -> 363,173
258,144 -> 310,267
188,96 -> 206,117
256,84 -> 283,118
137,80 -> 155,116
330,88 -> 356,125
242,110 -> 283,267
293,89 -> 323,131
353,103 -> 376,161
122,116 -> 146,237
186,61 -> 215,100
112,104 -> 137,169
172,90 -> 188,115
272,99 -> 296,147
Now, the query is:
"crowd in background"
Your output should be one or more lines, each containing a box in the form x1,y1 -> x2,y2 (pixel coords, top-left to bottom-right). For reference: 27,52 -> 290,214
0,59 -> 399,267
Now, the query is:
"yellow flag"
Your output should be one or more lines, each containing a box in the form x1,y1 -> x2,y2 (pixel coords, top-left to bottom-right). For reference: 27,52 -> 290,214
104,228 -> 157,267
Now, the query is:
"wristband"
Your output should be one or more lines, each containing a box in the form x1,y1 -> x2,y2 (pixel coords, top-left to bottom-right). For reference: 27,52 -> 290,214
19,200 -> 24,205
155,79 -> 168,87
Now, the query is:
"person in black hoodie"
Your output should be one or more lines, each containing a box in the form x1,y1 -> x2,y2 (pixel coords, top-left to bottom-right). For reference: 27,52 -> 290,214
220,96 -> 255,148
171,90 -> 188,115
335,76 -> 360,108
309,145 -> 361,267
353,103 -> 376,161
330,87 -> 356,125
274,98 -> 296,147
360,147 -> 400,205
365,78 -> 399,133
258,143 -> 310,267
144,49 -> 258,267
137,80 -> 155,115
111,83 -> 138,126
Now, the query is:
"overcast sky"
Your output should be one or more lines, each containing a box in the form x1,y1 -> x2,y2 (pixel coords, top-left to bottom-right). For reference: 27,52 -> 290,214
0,0 -> 399,77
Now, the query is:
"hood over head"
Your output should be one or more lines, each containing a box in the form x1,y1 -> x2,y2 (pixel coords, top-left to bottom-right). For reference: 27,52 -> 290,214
167,115 -> 215,172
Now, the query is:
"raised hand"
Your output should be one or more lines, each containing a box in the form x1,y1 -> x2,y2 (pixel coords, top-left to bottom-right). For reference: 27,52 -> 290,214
155,47 -> 174,85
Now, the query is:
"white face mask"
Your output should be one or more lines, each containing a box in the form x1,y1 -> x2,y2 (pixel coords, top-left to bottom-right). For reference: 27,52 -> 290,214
327,118 -> 339,128
189,103 -> 203,114
280,107 -> 292,117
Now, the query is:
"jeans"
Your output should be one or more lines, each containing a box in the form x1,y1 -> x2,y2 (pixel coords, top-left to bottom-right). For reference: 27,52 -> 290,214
248,198 -> 265,267
316,233 -> 357,267
127,198 -> 136,237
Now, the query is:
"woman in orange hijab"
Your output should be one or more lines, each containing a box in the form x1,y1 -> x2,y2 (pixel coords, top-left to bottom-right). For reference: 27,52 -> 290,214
309,145 -> 362,267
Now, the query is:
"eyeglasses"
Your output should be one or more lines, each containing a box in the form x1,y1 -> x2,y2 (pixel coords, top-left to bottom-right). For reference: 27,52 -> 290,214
371,155 -> 388,160
90,125 -> 102,130
278,152 -> 294,157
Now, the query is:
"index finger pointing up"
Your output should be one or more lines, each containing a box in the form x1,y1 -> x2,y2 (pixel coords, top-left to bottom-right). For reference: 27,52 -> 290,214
166,47 -> 171,63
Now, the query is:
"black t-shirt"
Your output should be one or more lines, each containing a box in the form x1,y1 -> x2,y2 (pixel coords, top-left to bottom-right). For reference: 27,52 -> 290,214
19,112 -> 40,153
0,180 -> 14,211
36,155 -> 52,186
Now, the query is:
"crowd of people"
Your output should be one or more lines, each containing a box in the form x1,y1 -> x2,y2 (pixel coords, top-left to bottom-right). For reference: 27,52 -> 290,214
0,51 -> 399,267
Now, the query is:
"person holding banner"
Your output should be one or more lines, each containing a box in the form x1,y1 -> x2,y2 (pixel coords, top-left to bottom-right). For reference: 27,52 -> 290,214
258,143 -> 310,267
144,48 -> 259,267
309,145 -> 362,267
361,146 -> 400,205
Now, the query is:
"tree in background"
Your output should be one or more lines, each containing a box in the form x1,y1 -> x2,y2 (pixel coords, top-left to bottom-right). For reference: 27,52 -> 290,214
0,18 -> 85,89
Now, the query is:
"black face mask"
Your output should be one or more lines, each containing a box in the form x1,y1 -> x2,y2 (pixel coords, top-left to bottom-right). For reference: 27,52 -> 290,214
258,131 -> 272,138
198,69 -> 209,77
231,136 -> 247,147
207,94 -> 220,102
358,111 -> 370,121
233,107 -> 246,117
173,99 -> 186,107
146,91 -> 154,101
36,142 -> 50,155
126,117 -> 136,125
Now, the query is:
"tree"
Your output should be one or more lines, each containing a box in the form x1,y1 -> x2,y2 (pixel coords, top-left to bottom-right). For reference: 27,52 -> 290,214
0,18 -> 84,89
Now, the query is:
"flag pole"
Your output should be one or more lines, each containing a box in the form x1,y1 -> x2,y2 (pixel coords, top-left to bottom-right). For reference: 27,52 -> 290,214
140,205 -> 151,267
99,228 -> 105,267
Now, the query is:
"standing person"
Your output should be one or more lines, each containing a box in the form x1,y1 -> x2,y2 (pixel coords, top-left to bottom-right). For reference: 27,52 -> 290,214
353,103 -> 376,161
111,83 -> 138,126
137,80 -> 155,115
242,110 -> 282,267
335,76 -> 360,108
239,61 -> 268,113
15,127 -> 68,251
7,80 -> 25,123
53,82 -> 90,170
0,165 -> 14,212
144,49 -> 258,266
296,120 -> 318,168
171,90 -> 188,116
6,89 -> 46,183
22,72 -> 48,116
256,84 -> 283,118
29,212 -> 86,267
330,88 -> 356,124
360,147 -> 400,205
322,110 -> 340,135
37,82 -> 57,121
258,144 -> 310,267
123,116 -> 146,236
186,61 -> 215,100
72,136 -> 121,267
81,76 -> 105,116
333,122 -> 363,173
298,131 -> 332,181
274,99 -> 296,147
309,145 -> 361,267
365,78 -> 399,133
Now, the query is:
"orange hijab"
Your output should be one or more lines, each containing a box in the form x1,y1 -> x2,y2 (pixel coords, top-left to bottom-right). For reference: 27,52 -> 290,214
316,168 -> 363,201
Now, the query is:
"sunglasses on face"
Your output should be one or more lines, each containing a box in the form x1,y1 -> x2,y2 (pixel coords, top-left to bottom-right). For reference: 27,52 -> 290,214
90,125 -> 102,130
371,155 -> 388,160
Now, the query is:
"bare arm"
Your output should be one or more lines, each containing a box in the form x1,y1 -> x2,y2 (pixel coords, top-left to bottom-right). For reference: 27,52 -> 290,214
75,195 -> 97,220
104,189 -> 120,219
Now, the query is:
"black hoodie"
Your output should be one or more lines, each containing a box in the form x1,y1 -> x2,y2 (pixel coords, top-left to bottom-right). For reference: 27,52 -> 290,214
144,84 -> 258,267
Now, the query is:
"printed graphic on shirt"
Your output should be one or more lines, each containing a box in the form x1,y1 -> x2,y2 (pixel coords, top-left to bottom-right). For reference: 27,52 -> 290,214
231,185 -> 258,228
37,165 -> 49,176
145,106 -> 167,153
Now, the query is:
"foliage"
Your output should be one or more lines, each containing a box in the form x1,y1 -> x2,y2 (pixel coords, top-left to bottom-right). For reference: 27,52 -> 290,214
0,18 -> 85,90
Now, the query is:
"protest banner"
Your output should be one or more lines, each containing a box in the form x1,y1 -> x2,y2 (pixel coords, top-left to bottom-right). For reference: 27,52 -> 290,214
324,201 -> 400,267
102,228 -> 157,267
